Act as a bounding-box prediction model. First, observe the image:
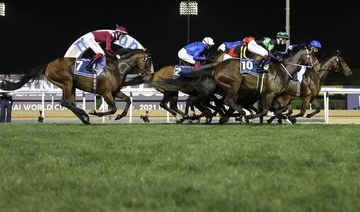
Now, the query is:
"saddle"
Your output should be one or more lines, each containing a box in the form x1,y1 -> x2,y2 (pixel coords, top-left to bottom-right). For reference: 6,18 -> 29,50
173,64 -> 193,79
239,58 -> 266,93
74,56 -> 106,77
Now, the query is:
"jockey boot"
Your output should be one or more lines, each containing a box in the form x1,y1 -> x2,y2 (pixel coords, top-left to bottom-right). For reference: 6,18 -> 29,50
193,61 -> 201,70
256,57 -> 269,73
86,53 -> 103,74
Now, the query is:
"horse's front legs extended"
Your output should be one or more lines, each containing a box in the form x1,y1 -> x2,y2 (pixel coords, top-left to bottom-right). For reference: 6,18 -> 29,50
88,93 -> 117,118
305,98 -> 321,118
61,101 -> 90,125
114,91 -> 131,120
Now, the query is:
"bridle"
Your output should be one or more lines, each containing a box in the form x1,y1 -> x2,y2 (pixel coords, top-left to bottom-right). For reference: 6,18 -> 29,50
283,48 -> 319,68
118,52 -> 152,77
280,48 -> 319,78
318,55 -> 344,72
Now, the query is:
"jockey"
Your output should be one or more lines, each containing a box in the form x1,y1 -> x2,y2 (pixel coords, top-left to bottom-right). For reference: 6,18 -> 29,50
178,37 -> 215,70
246,32 -> 289,73
83,25 -> 128,74
287,40 -> 322,82
224,36 -> 255,60
287,40 -> 322,53
217,41 -> 243,52
308,40 -> 322,53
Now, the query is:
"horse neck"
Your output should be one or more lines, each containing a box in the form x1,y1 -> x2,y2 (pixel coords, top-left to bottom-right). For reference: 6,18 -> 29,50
285,49 -> 311,76
270,63 -> 293,83
209,51 -> 225,65
317,56 -> 336,83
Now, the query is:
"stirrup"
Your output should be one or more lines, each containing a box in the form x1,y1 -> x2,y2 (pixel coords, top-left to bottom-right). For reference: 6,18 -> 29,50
257,69 -> 268,73
86,65 -> 93,71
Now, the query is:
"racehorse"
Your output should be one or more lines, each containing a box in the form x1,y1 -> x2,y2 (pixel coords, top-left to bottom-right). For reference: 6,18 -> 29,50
0,49 -> 152,124
156,44 -> 320,124
148,51 -> 227,122
267,49 -> 352,123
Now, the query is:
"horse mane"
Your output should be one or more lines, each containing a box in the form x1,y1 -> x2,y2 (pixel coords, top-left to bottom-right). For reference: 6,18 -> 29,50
319,49 -> 341,63
116,48 -> 148,59
284,43 -> 307,58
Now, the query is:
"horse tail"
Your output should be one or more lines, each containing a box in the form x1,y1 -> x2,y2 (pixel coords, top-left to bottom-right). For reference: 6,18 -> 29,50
124,75 -> 145,86
0,64 -> 47,91
180,68 -> 213,79
151,68 -> 213,92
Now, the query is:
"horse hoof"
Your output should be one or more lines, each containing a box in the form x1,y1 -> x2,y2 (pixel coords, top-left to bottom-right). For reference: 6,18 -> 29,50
219,118 -> 227,125
246,115 -> 254,120
115,115 -> 122,120
205,118 -> 211,123
81,117 -> 91,125
88,110 -> 96,115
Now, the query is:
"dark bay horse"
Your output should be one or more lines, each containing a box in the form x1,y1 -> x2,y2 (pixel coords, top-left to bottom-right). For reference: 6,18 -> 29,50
149,51 -> 227,122
268,49 -> 352,123
211,44 -> 320,122
0,49 -> 152,124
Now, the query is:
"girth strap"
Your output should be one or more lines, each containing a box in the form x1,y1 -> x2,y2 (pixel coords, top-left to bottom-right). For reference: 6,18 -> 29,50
92,73 -> 97,92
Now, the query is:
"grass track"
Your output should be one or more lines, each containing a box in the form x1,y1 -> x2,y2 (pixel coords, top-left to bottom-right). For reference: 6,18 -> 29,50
1,123 -> 360,212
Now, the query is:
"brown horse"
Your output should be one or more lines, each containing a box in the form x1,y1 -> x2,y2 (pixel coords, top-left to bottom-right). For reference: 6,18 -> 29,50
0,49 -> 152,124
268,49 -> 352,123
211,44 -> 320,122
149,51 -> 227,122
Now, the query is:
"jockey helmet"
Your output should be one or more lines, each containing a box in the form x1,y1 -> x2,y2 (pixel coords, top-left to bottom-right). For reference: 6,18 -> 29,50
115,26 -> 128,34
309,40 -> 322,48
242,36 -> 255,44
202,37 -> 215,46
276,31 -> 290,39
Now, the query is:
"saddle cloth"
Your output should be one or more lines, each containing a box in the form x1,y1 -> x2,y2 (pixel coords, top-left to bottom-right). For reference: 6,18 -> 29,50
74,57 -> 106,77
239,58 -> 261,76
173,65 -> 193,79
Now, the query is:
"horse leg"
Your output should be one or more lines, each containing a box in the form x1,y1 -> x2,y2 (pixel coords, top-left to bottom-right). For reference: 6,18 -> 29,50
204,95 -> 226,118
220,108 -> 234,124
247,94 -> 274,121
223,91 -> 246,117
170,94 -> 186,117
89,93 -> 117,118
60,86 -> 90,125
306,98 -> 321,118
114,91 -> 131,120
288,96 -> 311,120
159,92 -> 183,122
185,95 -> 212,123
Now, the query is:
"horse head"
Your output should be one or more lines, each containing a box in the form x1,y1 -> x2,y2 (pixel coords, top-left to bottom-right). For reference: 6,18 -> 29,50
117,48 -> 153,81
321,49 -> 352,76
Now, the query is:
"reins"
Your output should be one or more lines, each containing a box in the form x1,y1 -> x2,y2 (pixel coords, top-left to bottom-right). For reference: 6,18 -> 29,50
279,48 -> 318,79
316,56 -> 343,71
117,53 -> 151,77
282,49 -> 318,69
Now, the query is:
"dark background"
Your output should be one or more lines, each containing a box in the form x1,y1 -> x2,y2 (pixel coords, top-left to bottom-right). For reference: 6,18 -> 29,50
1,0 -> 359,74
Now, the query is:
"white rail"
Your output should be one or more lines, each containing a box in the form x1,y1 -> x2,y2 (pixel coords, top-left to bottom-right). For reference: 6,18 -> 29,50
319,88 -> 360,124
2,86 -> 360,124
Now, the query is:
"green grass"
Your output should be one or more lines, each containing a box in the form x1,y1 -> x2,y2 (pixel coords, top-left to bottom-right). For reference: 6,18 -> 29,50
1,123 -> 360,212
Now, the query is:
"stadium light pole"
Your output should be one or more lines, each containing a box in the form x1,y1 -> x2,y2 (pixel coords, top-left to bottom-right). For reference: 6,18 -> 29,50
179,1 -> 198,44
285,0 -> 290,48
0,2 -> 5,16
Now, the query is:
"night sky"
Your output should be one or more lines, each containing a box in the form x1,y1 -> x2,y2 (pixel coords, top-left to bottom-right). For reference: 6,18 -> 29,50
0,0 -> 359,74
